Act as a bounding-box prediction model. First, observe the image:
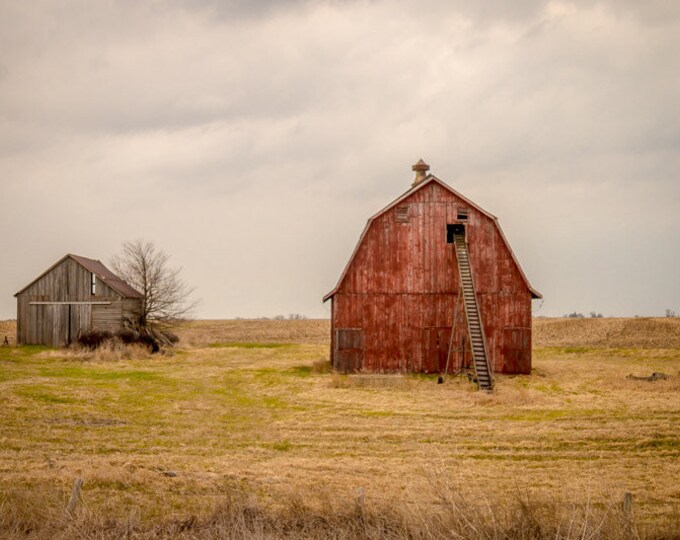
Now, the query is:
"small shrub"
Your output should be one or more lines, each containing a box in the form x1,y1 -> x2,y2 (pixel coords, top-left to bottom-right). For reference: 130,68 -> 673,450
77,330 -> 113,349
160,330 -> 179,344
115,329 -> 140,344
76,329 -> 162,353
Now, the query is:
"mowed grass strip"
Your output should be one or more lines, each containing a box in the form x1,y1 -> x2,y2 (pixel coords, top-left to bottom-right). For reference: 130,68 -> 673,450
0,319 -> 679,535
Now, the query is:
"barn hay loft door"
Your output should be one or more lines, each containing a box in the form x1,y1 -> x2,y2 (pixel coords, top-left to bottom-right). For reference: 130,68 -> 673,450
450,226 -> 493,391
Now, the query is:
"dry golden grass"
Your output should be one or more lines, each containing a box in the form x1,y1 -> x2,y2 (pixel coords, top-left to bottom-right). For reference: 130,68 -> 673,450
4,316 -> 679,348
0,319 -> 16,346
175,318 -> 331,346
35,342 -> 157,363
1,478 -> 669,539
533,317 -> 680,348
0,318 -> 679,538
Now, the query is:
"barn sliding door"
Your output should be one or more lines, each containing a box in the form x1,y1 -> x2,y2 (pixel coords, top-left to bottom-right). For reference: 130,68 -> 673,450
46,304 -> 70,347
335,329 -> 363,373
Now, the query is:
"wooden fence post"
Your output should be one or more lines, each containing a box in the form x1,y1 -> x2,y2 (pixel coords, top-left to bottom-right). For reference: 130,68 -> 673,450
622,492 -> 633,537
65,478 -> 83,517
622,492 -> 633,515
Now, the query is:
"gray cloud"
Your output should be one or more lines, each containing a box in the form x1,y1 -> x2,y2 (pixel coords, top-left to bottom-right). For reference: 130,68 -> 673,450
1,1 -> 679,319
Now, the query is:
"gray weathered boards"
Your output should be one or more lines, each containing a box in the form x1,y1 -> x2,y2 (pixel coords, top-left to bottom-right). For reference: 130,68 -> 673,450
14,254 -> 143,347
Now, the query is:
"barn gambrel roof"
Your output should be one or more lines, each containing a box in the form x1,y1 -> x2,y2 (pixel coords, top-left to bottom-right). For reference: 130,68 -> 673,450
323,175 -> 542,301
14,254 -> 143,299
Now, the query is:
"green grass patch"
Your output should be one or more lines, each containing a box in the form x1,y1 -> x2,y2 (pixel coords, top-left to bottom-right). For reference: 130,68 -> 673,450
287,365 -> 313,377
534,382 -> 564,394
501,410 -> 570,422
208,342 -> 291,349
38,366 -> 163,382
261,396 -> 289,408
16,387 -> 79,404
268,440 -> 293,452
0,345 -> 50,362
0,369 -> 19,382
562,346 -> 590,354
409,373 -> 440,381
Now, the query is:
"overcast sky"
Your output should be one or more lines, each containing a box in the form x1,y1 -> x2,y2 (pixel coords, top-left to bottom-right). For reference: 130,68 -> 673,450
1,0 -> 678,319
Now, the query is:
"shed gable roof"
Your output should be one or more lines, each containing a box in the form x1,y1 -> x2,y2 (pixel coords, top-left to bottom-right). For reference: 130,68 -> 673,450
323,175 -> 542,301
15,254 -> 143,299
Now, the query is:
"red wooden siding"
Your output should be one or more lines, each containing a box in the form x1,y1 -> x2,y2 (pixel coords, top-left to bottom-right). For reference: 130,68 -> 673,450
326,177 -> 537,375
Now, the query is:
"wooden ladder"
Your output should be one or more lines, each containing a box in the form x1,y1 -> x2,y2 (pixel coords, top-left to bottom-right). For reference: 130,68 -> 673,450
453,232 -> 493,391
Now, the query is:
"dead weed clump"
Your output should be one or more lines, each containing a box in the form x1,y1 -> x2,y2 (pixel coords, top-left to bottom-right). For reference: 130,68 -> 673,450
36,341 -> 154,362
311,357 -> 332,373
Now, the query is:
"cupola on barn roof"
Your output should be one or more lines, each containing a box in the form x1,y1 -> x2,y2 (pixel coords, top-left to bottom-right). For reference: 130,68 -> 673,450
323,160 -> 541,381
411,158 -> 430,186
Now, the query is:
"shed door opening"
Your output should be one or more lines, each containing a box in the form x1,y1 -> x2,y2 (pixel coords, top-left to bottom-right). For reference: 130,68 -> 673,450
446,223 -> 465,243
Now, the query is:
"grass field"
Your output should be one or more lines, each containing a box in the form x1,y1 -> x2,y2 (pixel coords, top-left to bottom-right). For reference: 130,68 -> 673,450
0,318 -> 679,538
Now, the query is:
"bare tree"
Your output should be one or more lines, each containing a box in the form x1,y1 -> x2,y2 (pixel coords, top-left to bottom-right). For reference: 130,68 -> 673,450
112,240 -> 198,330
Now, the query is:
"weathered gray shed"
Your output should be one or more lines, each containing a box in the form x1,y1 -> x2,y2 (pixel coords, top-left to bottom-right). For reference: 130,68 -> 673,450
14,254 -> 143,346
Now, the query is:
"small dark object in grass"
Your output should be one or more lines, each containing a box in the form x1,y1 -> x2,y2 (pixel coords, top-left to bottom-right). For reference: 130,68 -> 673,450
627,372 -> 669,382
437,376 -> 444,384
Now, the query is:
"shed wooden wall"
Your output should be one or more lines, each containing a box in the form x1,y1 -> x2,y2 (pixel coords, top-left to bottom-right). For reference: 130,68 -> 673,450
91,284 -> 139,333
330,181 -> 533,374
16,258 -> 141,346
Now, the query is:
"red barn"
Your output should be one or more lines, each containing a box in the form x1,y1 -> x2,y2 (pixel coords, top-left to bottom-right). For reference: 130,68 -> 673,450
323,160 -> 541,384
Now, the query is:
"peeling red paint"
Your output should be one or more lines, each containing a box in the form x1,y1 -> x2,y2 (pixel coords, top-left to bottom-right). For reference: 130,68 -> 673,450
325,175 -> 539,375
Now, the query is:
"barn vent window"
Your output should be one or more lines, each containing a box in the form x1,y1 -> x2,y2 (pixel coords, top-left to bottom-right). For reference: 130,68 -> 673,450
90,273 -> 96,295
396,205 -> 409,223
457,208 -> 469,220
